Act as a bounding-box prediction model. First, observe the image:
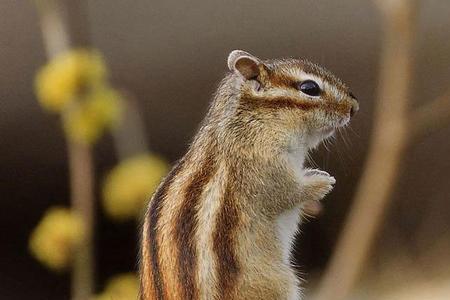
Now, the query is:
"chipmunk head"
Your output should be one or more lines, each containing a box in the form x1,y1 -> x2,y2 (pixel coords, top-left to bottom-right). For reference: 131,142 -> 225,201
224,50 -> 359,150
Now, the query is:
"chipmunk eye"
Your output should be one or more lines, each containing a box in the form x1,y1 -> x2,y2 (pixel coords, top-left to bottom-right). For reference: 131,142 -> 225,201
297,80 -> 321,97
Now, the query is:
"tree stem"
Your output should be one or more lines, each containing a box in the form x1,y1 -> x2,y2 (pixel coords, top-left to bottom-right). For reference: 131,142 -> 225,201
314,1 -> 418,299
35,1 -> 94,299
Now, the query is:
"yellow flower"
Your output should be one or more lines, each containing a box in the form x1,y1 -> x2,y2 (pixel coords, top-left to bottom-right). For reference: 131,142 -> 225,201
93,273 -> 139,300
35,49 -> 106,112
62,87 -> 122,144
29,207 -> 84,271
102,154 -> 169,221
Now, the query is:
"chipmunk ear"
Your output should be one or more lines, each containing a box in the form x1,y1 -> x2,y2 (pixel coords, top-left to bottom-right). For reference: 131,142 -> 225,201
227,50 -> 261,80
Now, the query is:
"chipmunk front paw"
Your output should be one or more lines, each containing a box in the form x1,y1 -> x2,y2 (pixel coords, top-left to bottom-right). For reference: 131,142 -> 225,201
302,168 -> 335,201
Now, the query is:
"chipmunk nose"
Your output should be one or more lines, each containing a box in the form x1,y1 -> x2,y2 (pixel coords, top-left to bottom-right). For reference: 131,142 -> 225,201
348,92 -> 359,117
350,101 -> 359,117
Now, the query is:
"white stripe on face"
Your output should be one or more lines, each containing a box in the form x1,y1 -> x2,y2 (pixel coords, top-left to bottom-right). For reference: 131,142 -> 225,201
287,69 -> 343,101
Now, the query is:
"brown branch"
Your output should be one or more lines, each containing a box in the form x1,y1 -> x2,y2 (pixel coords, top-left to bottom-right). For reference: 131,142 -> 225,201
67,141 -> 94,300
35,1 -> 94,300
314,1 -> 419,299
411,90 -> 450,140
111,91 -> 149,160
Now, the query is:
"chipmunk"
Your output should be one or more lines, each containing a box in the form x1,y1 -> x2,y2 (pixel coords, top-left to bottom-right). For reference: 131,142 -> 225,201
140,50 -> 359,300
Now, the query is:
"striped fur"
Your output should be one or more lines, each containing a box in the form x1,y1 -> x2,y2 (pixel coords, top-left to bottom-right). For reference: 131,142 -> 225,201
141,160 -> 185,300
140,51 -> 358,299
175,152 -> 217,299
212,166 -> 241,299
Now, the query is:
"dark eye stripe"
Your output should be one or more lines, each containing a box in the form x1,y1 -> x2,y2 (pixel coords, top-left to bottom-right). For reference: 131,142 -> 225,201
349,92 -> 357,100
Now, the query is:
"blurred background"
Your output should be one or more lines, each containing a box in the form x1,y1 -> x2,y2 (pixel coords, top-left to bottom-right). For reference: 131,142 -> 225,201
1,0 -> 449,299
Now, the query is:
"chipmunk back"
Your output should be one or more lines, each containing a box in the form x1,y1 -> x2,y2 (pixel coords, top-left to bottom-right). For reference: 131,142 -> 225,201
140,50 -> 359,300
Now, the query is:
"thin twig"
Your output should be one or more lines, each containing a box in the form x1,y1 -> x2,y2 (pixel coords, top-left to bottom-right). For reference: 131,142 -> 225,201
411,90 -> 450,140
314,1 -> 418,299
111,91 -> 149,160
67,141 -> 95,300
35,1 -> 94,299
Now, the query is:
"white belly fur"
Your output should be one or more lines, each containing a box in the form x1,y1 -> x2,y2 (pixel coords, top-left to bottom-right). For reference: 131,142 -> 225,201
279,148 -> 305,264
276,207 -> 302,300
276,146 -> 305,300
276,206 -> 301,265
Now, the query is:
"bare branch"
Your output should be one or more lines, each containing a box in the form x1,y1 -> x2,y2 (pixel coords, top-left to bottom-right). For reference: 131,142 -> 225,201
314,1 -> 419,299
411,90 -> 450,140
111,91 -> 150,160
35,1 -> 94,299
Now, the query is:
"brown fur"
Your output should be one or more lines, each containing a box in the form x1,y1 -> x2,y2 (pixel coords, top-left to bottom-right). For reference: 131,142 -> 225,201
212,162 -> 242,300
175,152 -> 217,299
140,51 -> 358,300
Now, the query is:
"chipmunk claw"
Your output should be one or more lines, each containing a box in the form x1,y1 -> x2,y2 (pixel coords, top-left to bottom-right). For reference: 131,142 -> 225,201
304,169 -> 336,184
304,169 -> 331,178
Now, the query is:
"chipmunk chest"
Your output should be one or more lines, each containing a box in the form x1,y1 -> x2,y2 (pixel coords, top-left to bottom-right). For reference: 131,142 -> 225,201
275,149 -> 305,263
276,207 -> 301,264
